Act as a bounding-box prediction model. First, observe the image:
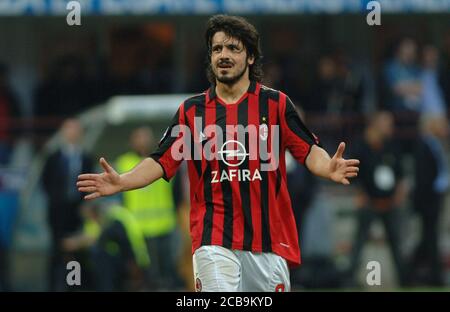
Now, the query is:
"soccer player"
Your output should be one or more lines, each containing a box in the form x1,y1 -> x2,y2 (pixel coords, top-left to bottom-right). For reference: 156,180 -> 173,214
77,15 -> 360,292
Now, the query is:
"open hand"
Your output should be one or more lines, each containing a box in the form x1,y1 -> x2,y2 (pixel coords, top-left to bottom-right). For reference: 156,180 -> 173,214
329,142 -> 360,185
77,157 -> 122,200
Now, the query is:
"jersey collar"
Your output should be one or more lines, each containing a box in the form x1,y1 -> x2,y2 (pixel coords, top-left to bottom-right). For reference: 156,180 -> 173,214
206,80 -> 260,104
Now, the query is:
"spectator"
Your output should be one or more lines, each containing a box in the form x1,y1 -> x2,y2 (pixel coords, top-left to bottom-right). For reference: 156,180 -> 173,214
60,201 -> 102,291
89,202 -> 150,291
0,63 -> 21,165
306,55 -> 339,114
420,45 -> 447,116
115,127 -> 182,290
304,55 -> 343,150
42,118 -> 93,291
333,49 -> 366,114
61,200 -> 151,291
307,51 -> 370,115
344,111 -> 408,287
384,38 -> 422,112
383,38 -> 422,154
408,114 -> 449,287
333,49 -> 375,144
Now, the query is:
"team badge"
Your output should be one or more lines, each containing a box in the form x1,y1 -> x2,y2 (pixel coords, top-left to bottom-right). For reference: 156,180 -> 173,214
260,123 -> 268,141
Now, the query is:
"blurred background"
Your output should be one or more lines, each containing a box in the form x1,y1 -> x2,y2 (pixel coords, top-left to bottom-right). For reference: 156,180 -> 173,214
0,0 -> 450,292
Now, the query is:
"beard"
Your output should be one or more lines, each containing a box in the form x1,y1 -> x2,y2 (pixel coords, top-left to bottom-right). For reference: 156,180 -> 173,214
214,61 -> 248,85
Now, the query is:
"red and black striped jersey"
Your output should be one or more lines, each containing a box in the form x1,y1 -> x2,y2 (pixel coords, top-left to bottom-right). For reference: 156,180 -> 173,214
150,81 -> 319,266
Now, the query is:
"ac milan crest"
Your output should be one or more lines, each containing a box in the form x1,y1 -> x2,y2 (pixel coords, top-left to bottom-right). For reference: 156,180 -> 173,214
260,123 -> 268,141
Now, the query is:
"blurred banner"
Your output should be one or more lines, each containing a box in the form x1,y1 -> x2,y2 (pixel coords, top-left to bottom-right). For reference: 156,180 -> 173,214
0,0 -> 449,16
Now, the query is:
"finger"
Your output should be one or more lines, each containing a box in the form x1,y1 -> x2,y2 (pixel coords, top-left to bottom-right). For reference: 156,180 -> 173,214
85,192 -> 101,200
79,186 -> 97,193
77,180 -> 96,187
345,172 -> 358,178
342,178 -> 350,185
78,174 -> 99,181
100,157 -> 113,174
334,142 -> 346,159
345,166 -> 360,173
345,159 -> 360,166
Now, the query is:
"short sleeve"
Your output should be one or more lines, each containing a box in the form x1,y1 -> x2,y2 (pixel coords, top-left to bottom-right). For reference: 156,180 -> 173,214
150,104 -> 186,181
280,93 -> 320,165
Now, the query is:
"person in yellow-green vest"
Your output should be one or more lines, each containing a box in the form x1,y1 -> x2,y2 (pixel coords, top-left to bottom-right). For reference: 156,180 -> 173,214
90,202 -> 151,291
116,127 -> 183,290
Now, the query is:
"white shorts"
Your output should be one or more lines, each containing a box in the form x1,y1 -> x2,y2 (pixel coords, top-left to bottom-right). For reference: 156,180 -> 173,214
192,245 -> 290,292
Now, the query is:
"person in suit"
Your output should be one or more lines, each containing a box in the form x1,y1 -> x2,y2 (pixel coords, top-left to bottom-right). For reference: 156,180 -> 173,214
409,114 -> 449,286
42,118 -> 93,291
345,111 -> 408,287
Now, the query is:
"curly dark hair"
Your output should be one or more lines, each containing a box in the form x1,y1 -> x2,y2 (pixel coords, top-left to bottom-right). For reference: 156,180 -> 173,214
205,15 -> 263,84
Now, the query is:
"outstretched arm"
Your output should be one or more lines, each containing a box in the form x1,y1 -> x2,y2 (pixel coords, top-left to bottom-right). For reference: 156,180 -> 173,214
305,142 -> 360,185
77,157 -> 164,200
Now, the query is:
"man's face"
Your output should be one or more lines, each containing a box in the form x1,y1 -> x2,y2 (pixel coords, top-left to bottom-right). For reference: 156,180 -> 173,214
376,113 -> 394,139
423,46 -> 439,68
398,39 -> 417,64
62,119 -> 83,145
210,31 -> 254,84
131,127 -> 152,153
318,57 -> 335,80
